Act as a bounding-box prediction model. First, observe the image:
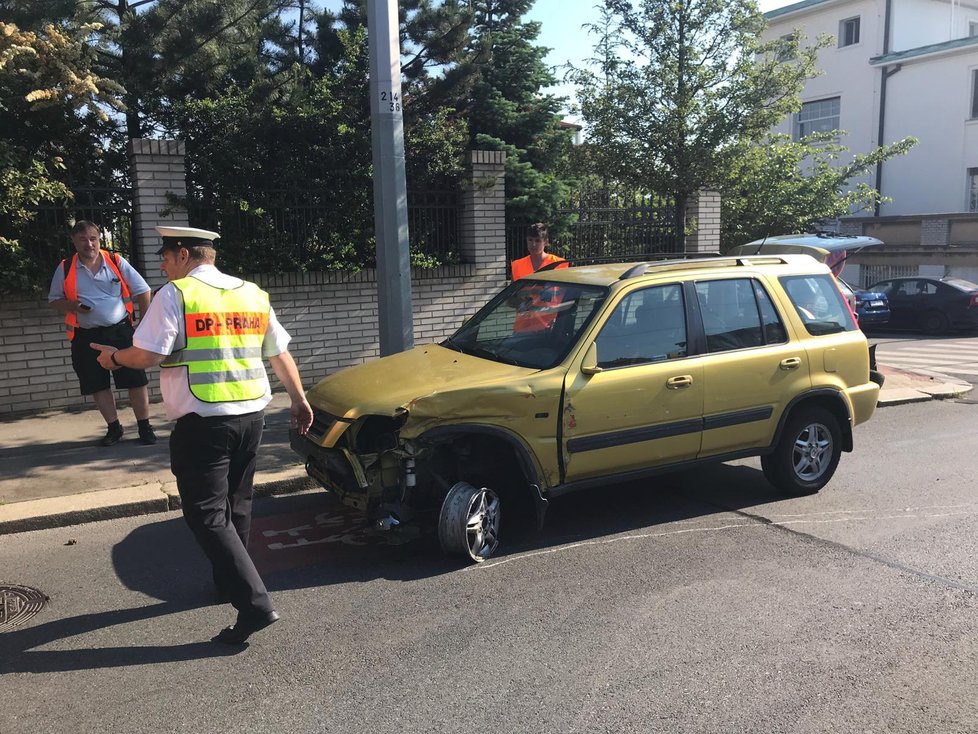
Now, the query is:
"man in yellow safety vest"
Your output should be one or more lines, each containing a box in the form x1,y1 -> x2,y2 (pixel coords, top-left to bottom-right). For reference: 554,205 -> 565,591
91,226 -> 313,645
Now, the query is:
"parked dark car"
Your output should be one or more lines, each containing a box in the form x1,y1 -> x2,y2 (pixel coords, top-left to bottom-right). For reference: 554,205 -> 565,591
867,276 -> 978,334
836,279 -> 890,327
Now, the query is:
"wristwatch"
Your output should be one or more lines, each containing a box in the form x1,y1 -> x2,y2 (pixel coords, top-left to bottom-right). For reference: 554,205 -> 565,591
111,352 -> 121,367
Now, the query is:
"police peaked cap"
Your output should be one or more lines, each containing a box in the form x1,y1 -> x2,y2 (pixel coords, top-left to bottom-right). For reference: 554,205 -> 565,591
155,226 -> 220,255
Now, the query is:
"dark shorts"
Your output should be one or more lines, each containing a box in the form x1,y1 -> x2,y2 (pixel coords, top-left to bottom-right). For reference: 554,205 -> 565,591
71,319 -> 149,395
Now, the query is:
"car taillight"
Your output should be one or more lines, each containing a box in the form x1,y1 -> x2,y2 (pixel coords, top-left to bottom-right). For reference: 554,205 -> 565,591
970,294 -> 978,308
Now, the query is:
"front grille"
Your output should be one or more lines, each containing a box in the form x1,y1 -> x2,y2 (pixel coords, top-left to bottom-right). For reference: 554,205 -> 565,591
308,409 -> 340,443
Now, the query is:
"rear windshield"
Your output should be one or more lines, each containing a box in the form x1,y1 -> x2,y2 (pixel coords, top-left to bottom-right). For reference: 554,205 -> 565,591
943,278 -> 978,291
779,274 -> 857,336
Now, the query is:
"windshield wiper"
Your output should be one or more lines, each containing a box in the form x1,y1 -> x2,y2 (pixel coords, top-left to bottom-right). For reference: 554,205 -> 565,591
463,344 -> 523,366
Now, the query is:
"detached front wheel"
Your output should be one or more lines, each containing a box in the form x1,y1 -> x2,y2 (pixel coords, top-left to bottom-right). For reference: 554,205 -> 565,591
762,407 -> 842,496
438,482 -> 501,563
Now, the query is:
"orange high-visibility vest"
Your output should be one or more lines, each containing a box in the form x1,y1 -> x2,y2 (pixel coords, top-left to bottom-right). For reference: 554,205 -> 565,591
61,252 -> 135,341
511,253 -> 567,281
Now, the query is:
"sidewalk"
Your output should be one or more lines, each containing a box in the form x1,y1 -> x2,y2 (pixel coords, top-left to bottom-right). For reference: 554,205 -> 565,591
1,368 -> 972,535
0,393 -> 316,534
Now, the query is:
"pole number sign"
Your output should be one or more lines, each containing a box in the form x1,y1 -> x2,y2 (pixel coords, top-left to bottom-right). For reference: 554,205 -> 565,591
380,90 -> 401,113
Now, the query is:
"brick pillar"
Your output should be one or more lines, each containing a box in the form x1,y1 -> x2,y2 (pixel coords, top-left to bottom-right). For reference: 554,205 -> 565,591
127,139 -> 189,288
459,150 -> 507,269
685,189 -> 721,254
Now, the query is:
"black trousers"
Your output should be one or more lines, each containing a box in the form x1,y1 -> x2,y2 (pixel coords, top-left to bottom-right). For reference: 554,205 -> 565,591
170,410 -> 272,618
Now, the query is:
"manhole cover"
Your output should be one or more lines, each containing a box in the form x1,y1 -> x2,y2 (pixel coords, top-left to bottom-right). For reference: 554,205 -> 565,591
0,584 -> 47,630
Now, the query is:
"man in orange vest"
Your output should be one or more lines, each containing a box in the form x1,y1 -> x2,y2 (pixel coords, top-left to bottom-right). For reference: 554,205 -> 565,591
48,220 -> 156,446
511,223 -> 569,332
510,222 -> 568,280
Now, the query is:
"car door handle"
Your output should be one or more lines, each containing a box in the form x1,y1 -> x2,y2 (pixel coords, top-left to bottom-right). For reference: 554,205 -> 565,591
780,357 -> 802,370
666,375 -> 693,389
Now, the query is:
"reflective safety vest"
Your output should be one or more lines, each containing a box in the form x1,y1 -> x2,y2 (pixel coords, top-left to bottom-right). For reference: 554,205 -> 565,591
160,276 -> 271,403
511,253 -> 567,281
61,252 -> 135,341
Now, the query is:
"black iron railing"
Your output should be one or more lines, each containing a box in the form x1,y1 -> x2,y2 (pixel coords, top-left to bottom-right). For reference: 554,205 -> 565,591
187,188 -> 461,276
5,187 -> 133,293
507,190 -> 679,270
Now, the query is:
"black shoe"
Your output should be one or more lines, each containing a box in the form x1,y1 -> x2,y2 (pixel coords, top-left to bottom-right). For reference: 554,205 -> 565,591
212,610 -> 280,645
138,424 -> 157,445
99,424 -> 124,447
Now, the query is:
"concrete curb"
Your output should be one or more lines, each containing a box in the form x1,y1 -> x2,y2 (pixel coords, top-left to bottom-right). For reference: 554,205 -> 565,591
0,467 -> 317,535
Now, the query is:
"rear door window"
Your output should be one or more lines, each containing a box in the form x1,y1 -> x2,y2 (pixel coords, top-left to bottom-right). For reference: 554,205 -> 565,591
779,274 -> 857,335
693,278 -> 768,352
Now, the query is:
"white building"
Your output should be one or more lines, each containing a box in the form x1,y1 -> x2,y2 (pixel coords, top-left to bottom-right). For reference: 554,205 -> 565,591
765,0 -> 978,282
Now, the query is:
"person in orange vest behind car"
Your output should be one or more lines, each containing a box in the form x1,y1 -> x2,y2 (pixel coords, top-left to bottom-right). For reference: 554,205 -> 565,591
511,223 -> 569,332
48,220 -> 156,446
511,222 -> 567,280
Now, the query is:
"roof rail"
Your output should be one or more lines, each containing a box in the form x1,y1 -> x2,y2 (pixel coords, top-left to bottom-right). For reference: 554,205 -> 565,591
618,255 -> 793,280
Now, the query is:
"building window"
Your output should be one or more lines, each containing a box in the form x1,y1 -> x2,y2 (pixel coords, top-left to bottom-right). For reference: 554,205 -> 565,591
839,17 -> 860,47
970,21 -> 978,37
777,32 -> 798,61
794,97 -> 841,140
969,169 -> 978,212
972,70 -> 978,119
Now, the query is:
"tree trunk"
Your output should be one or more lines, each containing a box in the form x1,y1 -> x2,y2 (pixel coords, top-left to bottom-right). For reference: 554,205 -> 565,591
674,192 -> 687,253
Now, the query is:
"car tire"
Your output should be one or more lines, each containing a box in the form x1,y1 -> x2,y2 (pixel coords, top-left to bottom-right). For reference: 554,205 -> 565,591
922,310 -> 949,335
762,407 -> 842,497
438,481 -> 501,563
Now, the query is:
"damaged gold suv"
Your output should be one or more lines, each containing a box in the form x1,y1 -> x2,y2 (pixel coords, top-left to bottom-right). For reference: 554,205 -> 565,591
291,255 -> 882,563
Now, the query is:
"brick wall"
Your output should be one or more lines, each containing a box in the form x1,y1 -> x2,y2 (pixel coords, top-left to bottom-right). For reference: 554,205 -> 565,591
685,190 -> 721,254
0,147 -> 508,416
0,266 -> 507,414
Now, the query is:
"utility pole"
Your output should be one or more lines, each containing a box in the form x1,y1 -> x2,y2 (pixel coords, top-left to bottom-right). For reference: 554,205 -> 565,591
368,0 -> 414,355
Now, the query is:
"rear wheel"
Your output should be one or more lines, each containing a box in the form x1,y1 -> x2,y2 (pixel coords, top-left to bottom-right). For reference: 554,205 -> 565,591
438,482 -> 501,562
762,407 -> 842,496
922,310 -> 949,335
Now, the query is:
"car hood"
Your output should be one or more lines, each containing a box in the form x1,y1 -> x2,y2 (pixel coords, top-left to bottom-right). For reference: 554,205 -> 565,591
305,343 -> 541,421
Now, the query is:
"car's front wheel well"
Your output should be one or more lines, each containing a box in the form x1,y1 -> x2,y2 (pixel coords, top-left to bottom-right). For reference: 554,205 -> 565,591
422,430 -> 544,533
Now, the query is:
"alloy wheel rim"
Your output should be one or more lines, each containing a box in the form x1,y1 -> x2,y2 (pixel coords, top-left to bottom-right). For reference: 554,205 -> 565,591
792,423 -> 832,481
464,489 -> 500,560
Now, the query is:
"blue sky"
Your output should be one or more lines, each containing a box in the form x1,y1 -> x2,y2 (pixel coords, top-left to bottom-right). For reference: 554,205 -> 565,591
526,0 -> 798,116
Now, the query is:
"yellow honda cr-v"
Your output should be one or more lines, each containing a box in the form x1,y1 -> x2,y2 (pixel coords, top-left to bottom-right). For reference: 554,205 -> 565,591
291,255 -> 881,563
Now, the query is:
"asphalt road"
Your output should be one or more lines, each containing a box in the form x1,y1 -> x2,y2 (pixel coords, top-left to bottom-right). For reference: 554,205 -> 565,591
2,398 -> 978,733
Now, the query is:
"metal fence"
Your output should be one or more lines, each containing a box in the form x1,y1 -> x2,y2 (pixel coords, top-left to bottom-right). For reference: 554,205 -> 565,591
187,188 -> 461,277
507,190 -> 679,268
7,187 -> 133,292
860,264 -> 918,288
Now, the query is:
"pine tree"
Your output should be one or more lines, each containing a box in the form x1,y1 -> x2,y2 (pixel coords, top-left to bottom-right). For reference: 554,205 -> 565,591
456,0 -> 573,225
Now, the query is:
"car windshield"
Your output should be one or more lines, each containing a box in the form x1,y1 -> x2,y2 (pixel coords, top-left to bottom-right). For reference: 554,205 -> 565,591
445,279 -> 608,369
943,278 -> 978,291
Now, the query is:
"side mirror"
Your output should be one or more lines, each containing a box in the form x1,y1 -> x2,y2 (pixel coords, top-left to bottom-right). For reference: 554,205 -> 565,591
581,342 -> 603,375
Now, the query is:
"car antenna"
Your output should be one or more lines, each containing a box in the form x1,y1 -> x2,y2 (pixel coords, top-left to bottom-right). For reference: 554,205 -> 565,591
753,230 -> 770,256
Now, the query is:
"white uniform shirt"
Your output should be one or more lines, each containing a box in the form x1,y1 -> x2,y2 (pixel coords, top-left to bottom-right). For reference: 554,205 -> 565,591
48,252 -> 150,328
133,264 -> 292,420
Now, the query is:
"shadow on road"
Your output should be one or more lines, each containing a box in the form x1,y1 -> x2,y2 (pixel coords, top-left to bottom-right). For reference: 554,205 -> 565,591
0,459 -> 784,674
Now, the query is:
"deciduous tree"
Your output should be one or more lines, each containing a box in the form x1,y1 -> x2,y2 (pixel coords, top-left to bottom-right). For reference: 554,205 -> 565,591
573,0 -> 826,247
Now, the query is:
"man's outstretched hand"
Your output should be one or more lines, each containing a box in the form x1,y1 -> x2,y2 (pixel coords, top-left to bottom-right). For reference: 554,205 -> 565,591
90,342 -> 119,370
